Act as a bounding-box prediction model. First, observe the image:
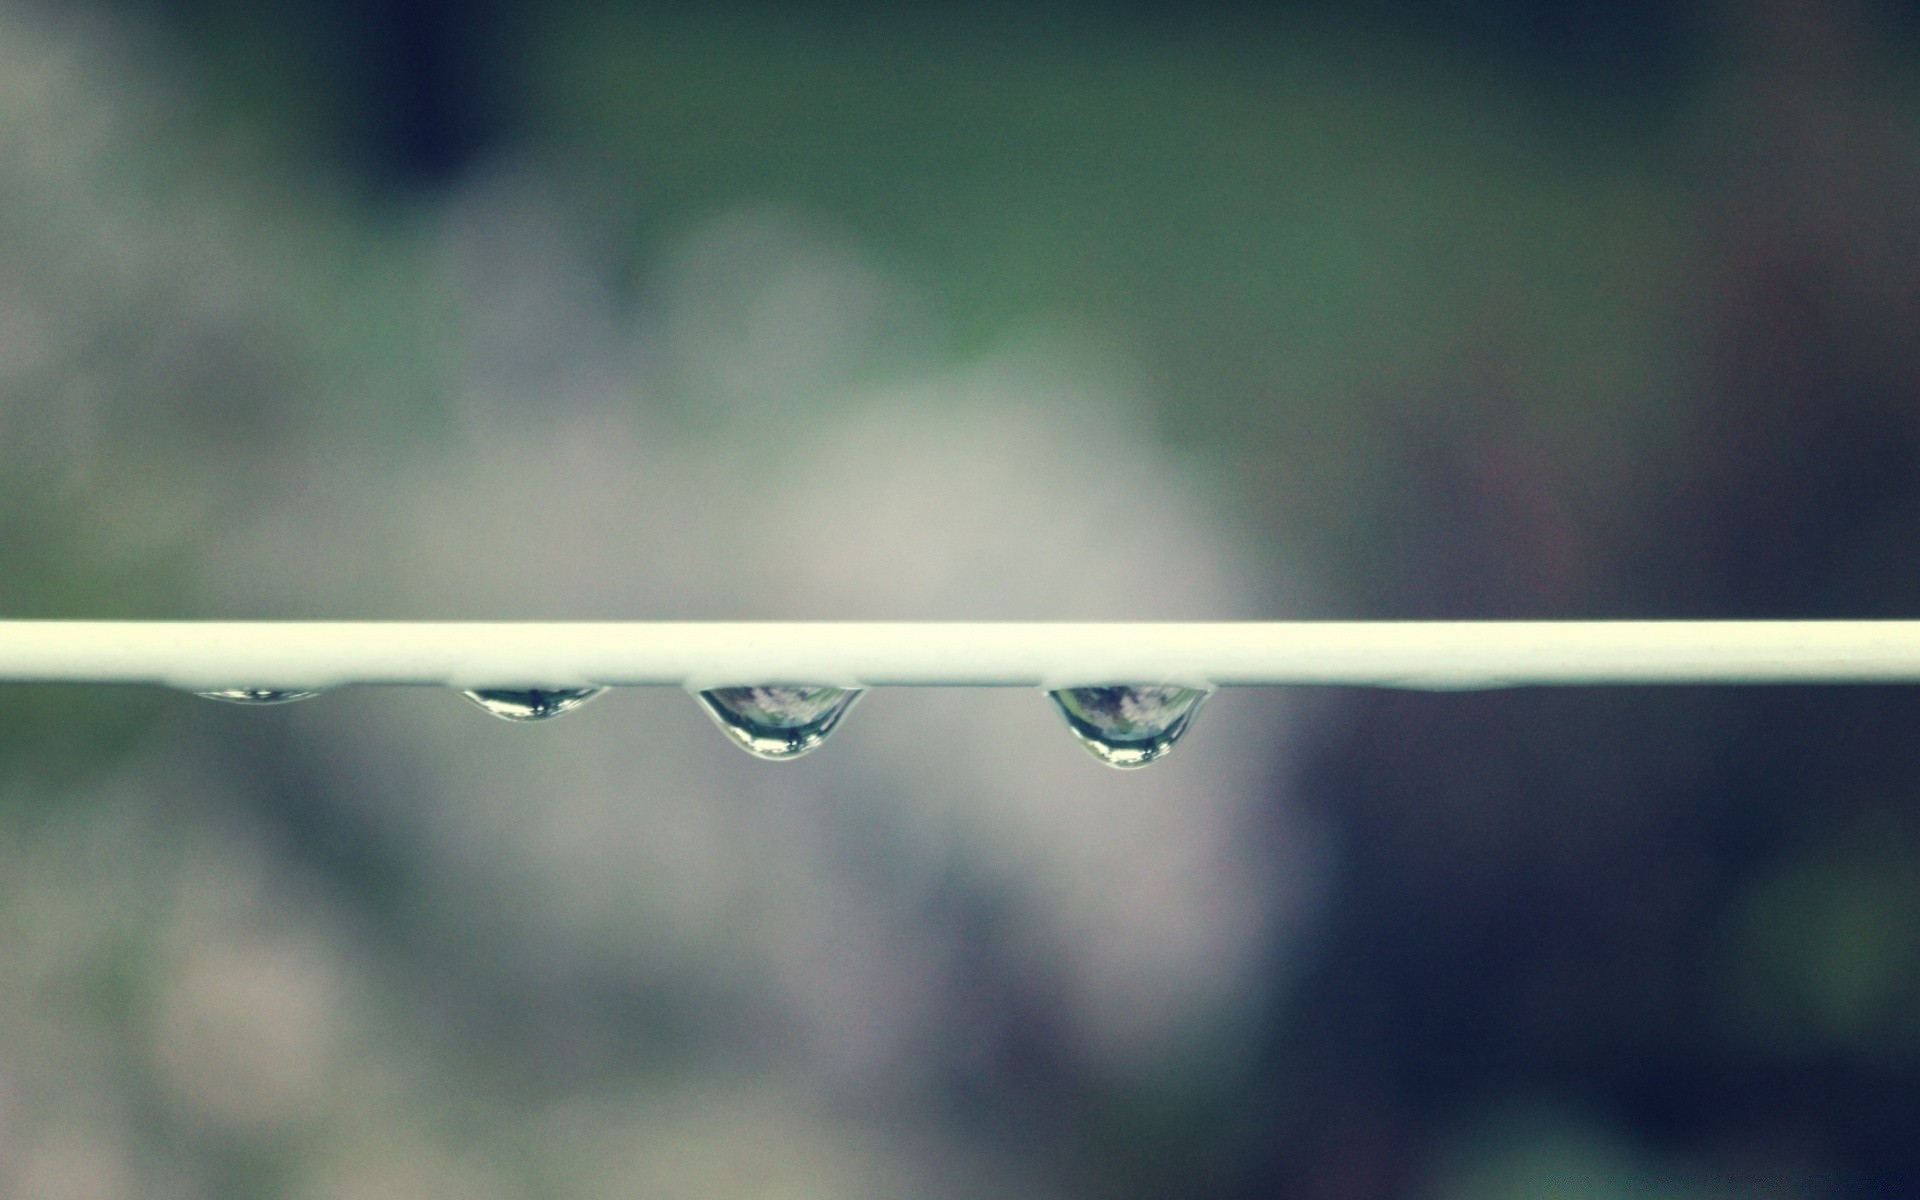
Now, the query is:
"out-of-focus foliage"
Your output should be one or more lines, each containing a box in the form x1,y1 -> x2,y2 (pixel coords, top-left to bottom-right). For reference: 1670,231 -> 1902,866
5,0 -> 1920,1196
510,4 -> 1701,590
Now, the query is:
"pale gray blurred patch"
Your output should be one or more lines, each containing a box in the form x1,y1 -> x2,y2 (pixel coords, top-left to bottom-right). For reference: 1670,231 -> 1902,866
200,185 -> 1325,1098
0,1 -> 338,583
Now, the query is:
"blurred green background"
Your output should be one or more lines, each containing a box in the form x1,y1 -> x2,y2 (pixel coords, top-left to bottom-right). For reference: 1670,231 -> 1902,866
4,0 -> 1920,1195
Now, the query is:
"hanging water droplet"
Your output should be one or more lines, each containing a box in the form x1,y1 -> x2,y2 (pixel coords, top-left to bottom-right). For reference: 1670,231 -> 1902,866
1048,685 -> 1209,768
463,687 -> 606,721
197,688 -> 324,705
696,685 -> 862,760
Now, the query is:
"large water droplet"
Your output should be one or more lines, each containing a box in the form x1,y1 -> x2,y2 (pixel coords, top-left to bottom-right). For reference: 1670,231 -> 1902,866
696,685 -> 862,760
1048,685 -> 1209,768
463,687 -> 606,721
197,688 -> 323,705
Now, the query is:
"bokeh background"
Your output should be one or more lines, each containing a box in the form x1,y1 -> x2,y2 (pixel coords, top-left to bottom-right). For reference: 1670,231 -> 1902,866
3,0 -> 1920,1195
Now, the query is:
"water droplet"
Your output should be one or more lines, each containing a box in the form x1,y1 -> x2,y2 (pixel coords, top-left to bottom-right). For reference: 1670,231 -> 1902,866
463,687 -> 606,721
197,688 -> 323,705
1048,685 -> 1209,768
696,685 -> 862,760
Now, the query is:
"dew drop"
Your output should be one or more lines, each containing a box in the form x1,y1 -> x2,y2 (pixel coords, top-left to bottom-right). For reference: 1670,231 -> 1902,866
196,688 -> 323,705
463,687 -> 606,721
695,685 -> 862,760
1048,685 -> 1209,768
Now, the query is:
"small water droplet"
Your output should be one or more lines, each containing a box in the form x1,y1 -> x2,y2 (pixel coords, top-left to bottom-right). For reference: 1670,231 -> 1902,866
1048,685 -> 1209,768
696,685 -> 862,760
463,687 -> 606,721
197,688 -> 323,705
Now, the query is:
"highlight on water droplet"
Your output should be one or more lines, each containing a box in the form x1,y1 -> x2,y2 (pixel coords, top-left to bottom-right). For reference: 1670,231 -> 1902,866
463,687 -> 606,722
695,685 -> 862,761
1047,685 -> 1210,768
196,688 -> 324,705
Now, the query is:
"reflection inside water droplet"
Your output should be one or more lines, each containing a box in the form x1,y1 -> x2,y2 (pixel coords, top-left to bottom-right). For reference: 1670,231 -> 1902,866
463,687 -> 606,721
1048,685 -> 1209,768
196,688 -> 324,705
696,685 -> 862,760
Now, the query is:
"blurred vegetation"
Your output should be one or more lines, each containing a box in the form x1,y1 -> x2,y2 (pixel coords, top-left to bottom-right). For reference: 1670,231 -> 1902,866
142,0 -> 1713,583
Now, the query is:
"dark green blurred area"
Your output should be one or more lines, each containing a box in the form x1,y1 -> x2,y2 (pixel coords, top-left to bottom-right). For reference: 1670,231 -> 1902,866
8,0 -> 1920,1196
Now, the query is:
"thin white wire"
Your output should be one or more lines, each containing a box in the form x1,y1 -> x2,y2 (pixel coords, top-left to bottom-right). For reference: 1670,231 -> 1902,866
1,621 -> 1918,692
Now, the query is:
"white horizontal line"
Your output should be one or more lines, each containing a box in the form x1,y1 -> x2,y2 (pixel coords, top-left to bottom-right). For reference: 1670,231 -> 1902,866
0,621 -> 1918,691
